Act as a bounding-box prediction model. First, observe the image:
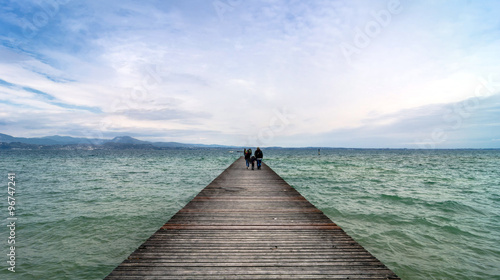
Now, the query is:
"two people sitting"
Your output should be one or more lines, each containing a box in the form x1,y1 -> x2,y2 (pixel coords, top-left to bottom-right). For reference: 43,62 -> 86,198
244,147 -> 263,170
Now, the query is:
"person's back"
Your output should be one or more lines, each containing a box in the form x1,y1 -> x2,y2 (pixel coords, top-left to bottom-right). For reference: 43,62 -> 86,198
244,148 -> 252,169
255,147 -> 263,170
255,148 -> 263,159
250,155 -> 256,170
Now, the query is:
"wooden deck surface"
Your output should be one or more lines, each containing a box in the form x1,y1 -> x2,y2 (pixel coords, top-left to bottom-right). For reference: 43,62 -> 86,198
105,157 -> 400,279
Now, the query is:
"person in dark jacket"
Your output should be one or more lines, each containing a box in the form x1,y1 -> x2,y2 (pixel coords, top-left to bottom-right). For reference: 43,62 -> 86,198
255,147 -> 263,170
244,148 -> 252,169
250,155 -> 256,170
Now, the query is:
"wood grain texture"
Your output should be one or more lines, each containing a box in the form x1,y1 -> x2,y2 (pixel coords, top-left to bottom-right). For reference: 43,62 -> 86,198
105,157 -> 400,279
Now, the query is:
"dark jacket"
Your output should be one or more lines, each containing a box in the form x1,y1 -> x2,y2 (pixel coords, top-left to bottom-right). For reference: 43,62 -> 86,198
255,149 -> 263,159
245,150 -> 251,159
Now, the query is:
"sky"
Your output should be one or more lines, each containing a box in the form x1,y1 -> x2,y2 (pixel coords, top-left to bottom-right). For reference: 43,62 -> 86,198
0,0 -> 499,148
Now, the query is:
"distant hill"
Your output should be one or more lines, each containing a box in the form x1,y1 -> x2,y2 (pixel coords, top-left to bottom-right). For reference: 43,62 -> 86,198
0,133 -> 15,142
0,133 -> 60,145
0,133 -> 235,149
41,135 -> 106,145
110,136 -> 149,145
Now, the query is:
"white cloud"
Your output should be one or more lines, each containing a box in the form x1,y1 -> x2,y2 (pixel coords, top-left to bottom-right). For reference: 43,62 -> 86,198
1,0 -> 500,146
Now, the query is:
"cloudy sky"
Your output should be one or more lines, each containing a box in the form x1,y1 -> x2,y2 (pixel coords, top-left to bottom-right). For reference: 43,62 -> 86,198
1,0 -> 499,148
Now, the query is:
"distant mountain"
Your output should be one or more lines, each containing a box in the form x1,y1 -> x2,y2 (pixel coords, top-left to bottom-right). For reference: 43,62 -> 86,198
0,133 -> 235,149
110,136 -> 149,145
0,142 -> 44,150
0,133 -> 60,145
0,133 -> 15,142
41,135 -> 106,145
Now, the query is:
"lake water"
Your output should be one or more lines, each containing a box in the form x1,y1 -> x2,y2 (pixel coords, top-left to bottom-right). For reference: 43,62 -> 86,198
1,149 -> 499,279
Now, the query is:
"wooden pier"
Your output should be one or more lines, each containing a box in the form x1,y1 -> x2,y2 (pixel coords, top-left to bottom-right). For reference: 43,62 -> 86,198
105,157 -> 400,279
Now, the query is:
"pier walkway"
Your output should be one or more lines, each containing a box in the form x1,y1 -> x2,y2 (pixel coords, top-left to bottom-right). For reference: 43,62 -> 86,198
105,157 -> 399,279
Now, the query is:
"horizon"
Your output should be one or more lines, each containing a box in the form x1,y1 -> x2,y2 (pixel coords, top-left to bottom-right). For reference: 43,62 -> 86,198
1,131 -> 500,150
1,1 -> 500,148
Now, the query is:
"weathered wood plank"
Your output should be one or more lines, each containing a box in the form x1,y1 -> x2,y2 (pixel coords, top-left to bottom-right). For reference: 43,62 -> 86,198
105,157 -> 400,279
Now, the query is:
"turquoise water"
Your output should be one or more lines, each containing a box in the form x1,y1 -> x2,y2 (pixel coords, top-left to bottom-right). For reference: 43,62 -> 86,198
0,149 -> 499,279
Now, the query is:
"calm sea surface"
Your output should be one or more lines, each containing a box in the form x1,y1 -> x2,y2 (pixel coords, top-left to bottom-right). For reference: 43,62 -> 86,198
0,149 -> 499,280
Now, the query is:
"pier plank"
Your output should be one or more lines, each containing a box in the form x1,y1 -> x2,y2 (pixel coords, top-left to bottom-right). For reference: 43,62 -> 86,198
105,157 -> 399,279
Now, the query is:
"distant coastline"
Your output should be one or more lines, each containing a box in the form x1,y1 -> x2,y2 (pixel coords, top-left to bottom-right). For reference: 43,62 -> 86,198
1,133 -> 499,150
0,133 -> 233,150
